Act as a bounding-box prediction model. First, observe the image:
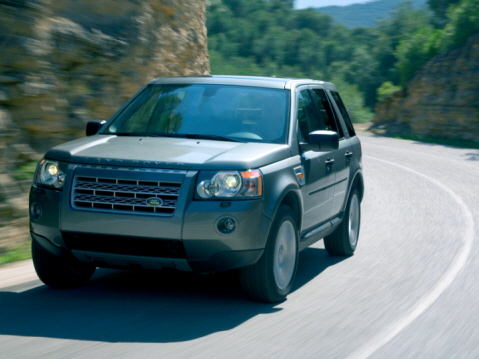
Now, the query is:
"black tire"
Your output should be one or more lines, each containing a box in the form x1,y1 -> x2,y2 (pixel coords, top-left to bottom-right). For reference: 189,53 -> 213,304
324,188 -> 361,256
32,242 -> 96,288
240,205 -> 299,303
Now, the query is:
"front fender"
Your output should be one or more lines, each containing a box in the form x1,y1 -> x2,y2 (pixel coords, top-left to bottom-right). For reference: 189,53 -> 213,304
260,155 -> 303,225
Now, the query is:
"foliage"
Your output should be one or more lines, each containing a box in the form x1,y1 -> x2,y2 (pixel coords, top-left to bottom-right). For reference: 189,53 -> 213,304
14,161 -> 37,181
438,0 -> 479,51
377,81 -> 402,102
330,76 -> 374,123
0,242 -> 31,265
427,0 -> 461,24
397,0 -> 479,85
396,27 -> 441,85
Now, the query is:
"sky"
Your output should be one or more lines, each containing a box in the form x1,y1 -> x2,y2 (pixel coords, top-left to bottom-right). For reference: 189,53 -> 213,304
295,0 -> 375,8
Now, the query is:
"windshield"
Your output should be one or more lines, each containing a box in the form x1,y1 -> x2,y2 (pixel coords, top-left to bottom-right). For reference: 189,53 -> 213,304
103,84 -> 290,144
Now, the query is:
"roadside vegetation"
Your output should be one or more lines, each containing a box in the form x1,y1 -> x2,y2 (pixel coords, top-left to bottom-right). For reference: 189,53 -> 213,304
0,243 -> 31,266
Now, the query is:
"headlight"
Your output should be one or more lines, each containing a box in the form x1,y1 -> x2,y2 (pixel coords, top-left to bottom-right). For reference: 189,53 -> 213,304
35,159 -> 67,189
196,170 -> 263,199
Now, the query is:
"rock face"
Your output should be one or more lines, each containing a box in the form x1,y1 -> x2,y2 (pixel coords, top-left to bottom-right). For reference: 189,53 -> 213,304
0,0 -> 210,253
374,33 -> 479,143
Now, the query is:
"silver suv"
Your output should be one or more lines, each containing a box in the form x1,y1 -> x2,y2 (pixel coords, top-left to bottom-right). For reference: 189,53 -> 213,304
30,76 -> 364,302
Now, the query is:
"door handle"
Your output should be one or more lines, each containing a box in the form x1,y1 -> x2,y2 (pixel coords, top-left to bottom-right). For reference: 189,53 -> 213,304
345,151 -> 353,158
325,158 -> 335,166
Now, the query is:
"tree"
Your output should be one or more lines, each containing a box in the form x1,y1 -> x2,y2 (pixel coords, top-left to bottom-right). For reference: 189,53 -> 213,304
428,0 -> 461,25
396,27 -> 441,85
377,1 -> 432,48
329,75 -> 374,123
344,45 -> 380,108
288,9 -> 333,37
396,0 -> 479,85
438,0 -> 479,51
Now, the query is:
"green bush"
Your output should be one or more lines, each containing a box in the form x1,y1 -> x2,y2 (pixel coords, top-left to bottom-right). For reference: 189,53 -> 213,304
14,161 -> 38,181
377,81 -> 402,102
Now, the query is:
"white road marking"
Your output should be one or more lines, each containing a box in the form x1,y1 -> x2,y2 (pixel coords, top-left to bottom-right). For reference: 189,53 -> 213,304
347,156 -> 476,359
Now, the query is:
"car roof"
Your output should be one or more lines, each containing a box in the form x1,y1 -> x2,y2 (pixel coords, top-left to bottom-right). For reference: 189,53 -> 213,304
149,75 -> 337,91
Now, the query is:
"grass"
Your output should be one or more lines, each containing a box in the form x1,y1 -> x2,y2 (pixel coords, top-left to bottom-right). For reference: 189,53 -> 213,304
14,161 -> 37,181
0,242 -> 32,266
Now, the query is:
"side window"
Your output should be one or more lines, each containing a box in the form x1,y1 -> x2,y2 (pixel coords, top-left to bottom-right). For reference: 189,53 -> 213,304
330,91 -> 356,137
297,89 -> 321,143
311,89 -> 344,139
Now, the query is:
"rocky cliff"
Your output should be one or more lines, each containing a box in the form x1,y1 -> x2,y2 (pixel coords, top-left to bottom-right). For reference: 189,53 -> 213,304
373,33 -> 479,143
0,0 -> 210,253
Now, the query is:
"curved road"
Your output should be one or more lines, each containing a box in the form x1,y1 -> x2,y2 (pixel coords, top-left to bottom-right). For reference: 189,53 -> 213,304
1,133 -> 478,358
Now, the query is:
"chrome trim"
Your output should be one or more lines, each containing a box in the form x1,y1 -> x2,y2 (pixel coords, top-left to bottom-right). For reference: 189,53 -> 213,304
72,175 -> 181,215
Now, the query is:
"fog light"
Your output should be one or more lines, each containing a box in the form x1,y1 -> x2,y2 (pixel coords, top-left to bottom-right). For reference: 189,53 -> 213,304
30,202 -> 42,219
217,217 -> 236,234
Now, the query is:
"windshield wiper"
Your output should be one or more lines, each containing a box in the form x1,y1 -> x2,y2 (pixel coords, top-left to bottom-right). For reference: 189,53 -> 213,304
114,132 -> 173,138
114,132 -> 244,142
115,132 -> 150,137
158,133 -> 244,142
186,134 -> 244,142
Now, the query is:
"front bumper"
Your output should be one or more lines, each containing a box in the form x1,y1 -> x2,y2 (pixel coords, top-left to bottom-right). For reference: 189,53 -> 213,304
30,167 -> 271,272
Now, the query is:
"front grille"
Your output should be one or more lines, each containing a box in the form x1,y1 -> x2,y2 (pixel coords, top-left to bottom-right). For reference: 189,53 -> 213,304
72,176 -> 181,215
62,232 -> 186,259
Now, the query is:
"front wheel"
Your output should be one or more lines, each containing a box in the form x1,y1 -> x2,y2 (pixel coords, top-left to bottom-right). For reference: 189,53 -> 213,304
32,242 -> 96,288
324,188 -> 361,256
240,205 -> 299,303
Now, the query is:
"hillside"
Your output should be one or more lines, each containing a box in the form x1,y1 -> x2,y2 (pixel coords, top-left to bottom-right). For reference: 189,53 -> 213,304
373,33 -> 479,143
315,0 -> 427,28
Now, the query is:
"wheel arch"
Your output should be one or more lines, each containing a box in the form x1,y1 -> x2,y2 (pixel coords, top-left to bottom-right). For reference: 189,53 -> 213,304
263,180 -> 302,226
279,190 -> 302,230
353,170 -> 364,202
342,170 -> 364,212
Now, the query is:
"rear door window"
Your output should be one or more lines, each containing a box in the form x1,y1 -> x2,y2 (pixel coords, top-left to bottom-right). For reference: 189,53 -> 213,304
311,89 -> 344,139
330,91 -> 356,137
297,89 -> 322,143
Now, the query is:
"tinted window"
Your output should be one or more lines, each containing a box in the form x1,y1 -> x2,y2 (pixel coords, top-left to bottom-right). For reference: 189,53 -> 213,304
330,91 -> 356,137
311,89 -> 344,139
297,89 -> 321,143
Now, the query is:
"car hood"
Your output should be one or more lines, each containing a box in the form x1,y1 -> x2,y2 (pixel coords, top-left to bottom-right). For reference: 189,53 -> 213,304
45,135 -> 291,170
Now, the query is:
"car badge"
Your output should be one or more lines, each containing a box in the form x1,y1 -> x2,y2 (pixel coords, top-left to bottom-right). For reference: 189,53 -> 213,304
146,197 -> 163,207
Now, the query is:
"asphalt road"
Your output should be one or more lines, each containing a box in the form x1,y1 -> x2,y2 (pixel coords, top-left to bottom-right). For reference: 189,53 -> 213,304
1,133 -> 478,358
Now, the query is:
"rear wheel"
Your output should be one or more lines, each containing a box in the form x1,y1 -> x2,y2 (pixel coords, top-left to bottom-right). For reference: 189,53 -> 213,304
240,205 -> 299,303
324,188 -> 361,256
32,242 -> 96,288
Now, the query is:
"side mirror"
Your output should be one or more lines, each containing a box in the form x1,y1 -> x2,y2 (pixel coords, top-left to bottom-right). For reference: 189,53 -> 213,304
86,120 -> 106,136
301,130 -> 339,152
